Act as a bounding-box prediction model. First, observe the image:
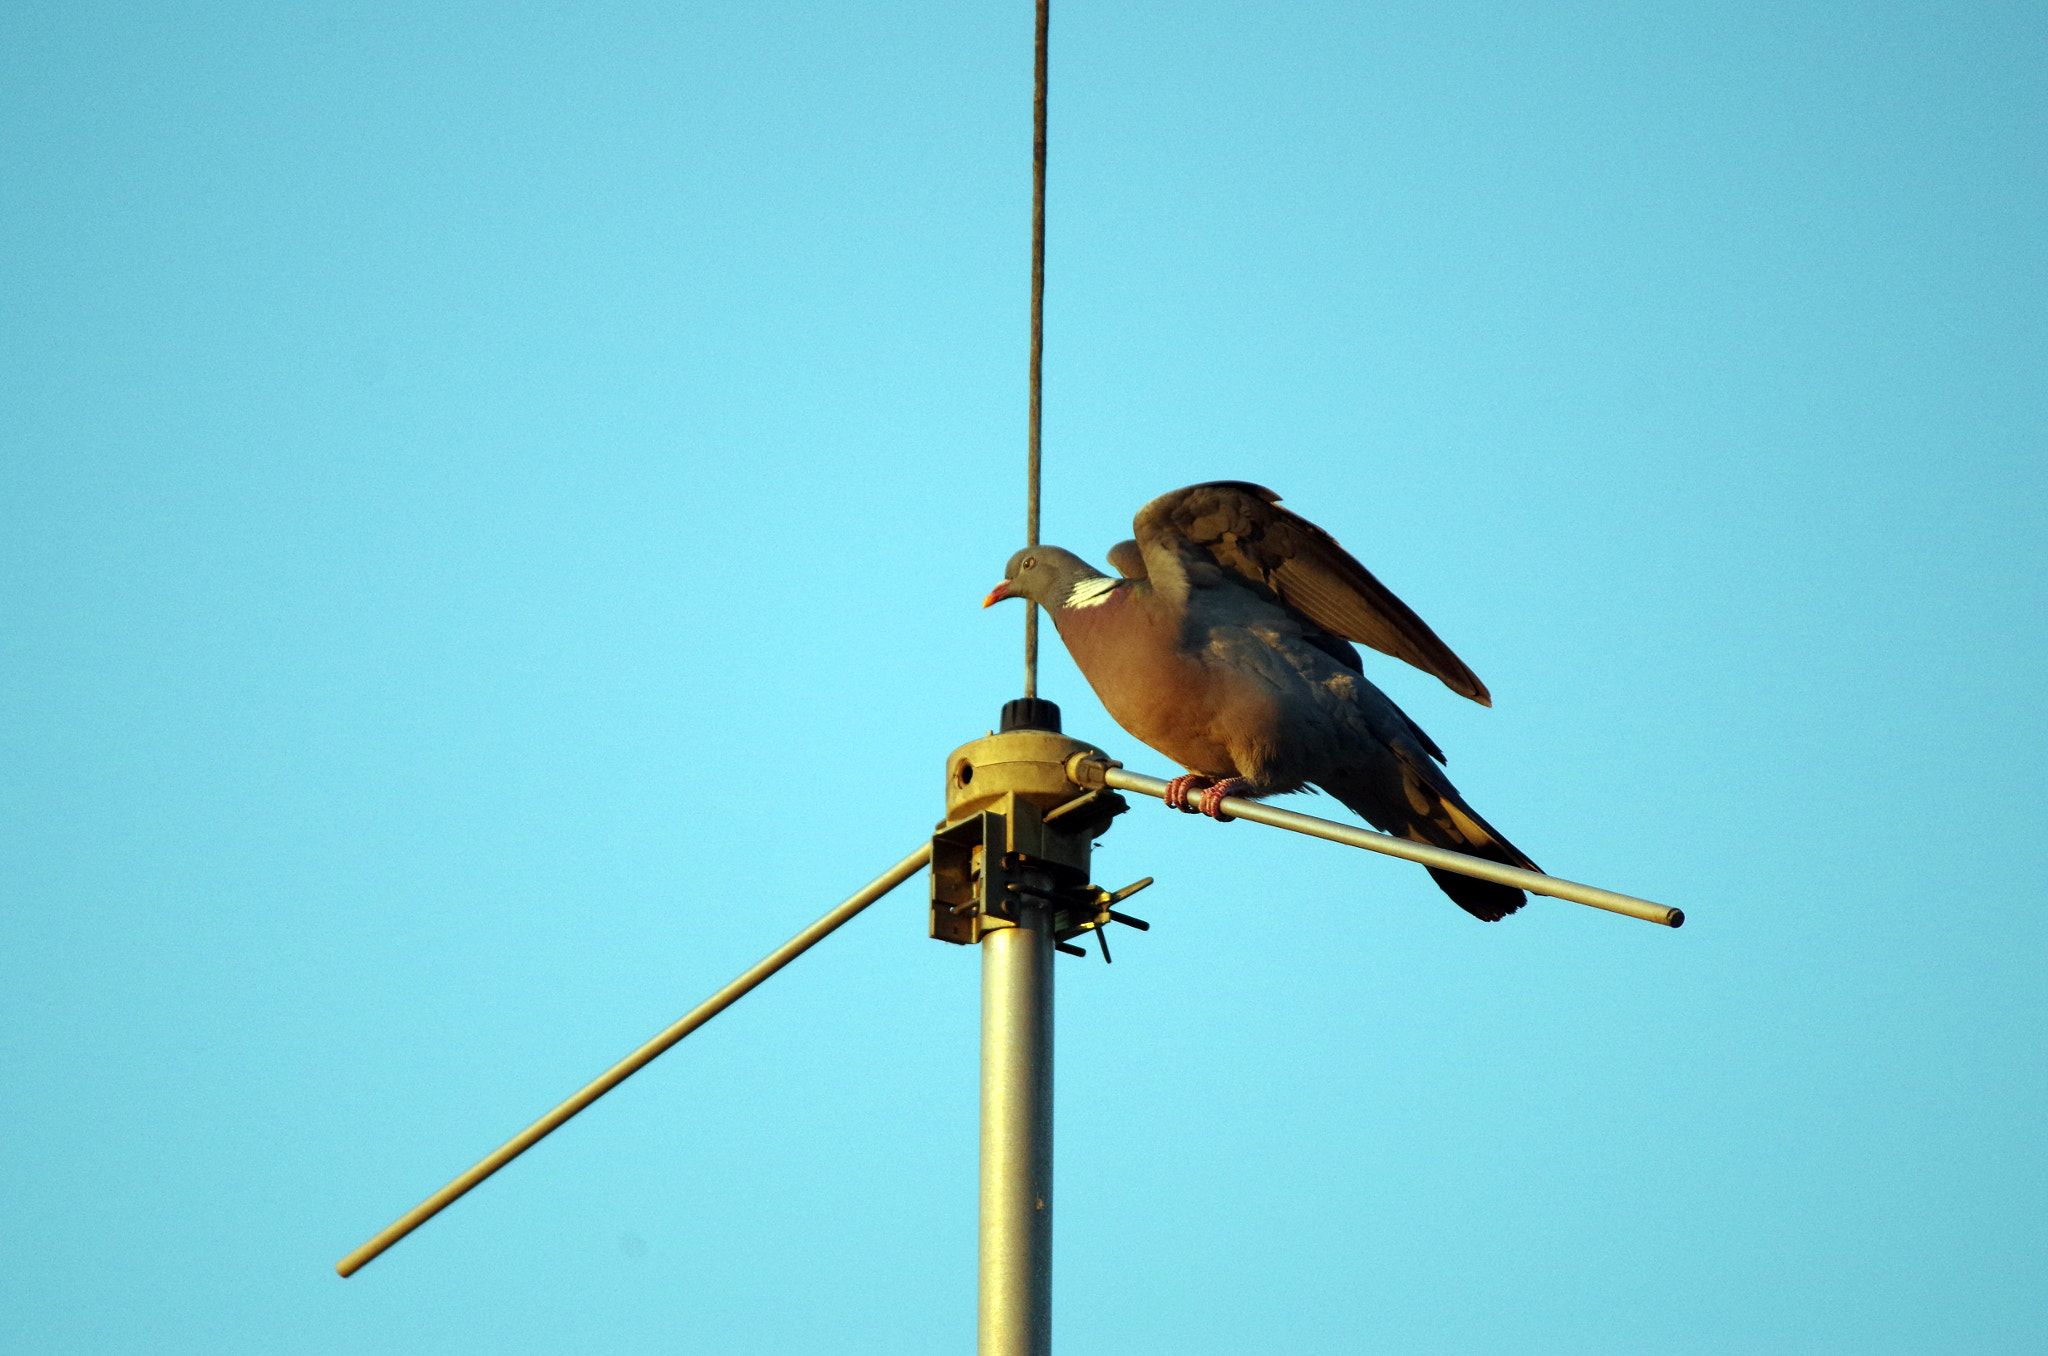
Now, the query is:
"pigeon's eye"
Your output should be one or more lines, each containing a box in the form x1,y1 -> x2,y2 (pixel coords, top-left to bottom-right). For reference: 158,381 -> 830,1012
1022,556 -> 1037,570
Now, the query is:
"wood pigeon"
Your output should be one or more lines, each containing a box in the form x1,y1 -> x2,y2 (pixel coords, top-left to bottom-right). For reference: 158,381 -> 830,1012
983,481 -> 1538,920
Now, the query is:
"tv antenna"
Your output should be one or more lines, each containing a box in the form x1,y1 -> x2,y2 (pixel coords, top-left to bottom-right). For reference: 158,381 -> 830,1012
334,8 -> 1684,1353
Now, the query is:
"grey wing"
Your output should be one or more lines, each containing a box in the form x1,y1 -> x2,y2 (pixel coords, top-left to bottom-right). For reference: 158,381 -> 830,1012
1133,480 -> 1493,706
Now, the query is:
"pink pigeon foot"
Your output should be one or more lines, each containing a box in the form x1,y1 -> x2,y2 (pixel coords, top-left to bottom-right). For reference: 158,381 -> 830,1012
1162,773 -> 1214,813
1198,778 -> 1251,820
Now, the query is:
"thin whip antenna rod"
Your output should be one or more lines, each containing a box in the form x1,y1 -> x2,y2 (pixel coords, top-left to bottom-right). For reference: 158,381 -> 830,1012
1023,0 -> 1048,699
1094,766 -> 1683,928
335,843 -> 934,1278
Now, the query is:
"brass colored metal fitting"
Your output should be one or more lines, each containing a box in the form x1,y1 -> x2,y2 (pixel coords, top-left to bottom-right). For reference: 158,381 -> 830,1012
1062,750 -> 1119,792
931,727 -> 1134,948
943,728 -> 1107,826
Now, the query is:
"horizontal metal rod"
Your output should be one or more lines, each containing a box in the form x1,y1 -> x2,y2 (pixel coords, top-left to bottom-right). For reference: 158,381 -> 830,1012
336,842 -> 934,1278
1098,766 -> 1681,928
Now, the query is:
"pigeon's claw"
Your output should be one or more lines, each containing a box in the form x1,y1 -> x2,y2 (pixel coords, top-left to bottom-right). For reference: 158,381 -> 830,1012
1197,778 -> 1251,820
1163,773 -> 1214,813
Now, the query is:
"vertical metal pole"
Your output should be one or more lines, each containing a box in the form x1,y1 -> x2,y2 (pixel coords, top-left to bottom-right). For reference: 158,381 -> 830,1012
1022,0 -> 1048,699
979,900 -> 1054,1356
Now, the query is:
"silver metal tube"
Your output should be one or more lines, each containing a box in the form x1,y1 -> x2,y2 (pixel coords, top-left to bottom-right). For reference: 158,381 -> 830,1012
336,842 -> 935,1278
979,901 -> 1054,1356
1099,767 -> 1683,928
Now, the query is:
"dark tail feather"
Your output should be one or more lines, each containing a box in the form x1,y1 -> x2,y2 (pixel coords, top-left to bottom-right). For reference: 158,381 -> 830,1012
1328,780 -> 1539,922
1424,865 -> 1527,923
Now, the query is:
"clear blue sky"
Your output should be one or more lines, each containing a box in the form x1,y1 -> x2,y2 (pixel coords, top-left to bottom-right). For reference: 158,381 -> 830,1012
4,2 -> 2043,1352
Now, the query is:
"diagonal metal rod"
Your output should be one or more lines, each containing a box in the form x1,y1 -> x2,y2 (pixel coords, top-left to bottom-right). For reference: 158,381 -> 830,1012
335,842 -> 934,1278
1094,765 -> 1683,928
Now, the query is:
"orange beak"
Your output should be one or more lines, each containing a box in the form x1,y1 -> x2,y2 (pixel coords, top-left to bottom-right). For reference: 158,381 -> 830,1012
981,580 -> 1014,608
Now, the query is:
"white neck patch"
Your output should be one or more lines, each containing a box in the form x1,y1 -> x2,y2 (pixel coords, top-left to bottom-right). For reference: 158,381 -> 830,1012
1065,576 -> 1120,610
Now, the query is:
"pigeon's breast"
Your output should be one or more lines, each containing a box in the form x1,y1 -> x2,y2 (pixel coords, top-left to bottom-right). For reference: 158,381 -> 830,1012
1052,590 -> 1254,778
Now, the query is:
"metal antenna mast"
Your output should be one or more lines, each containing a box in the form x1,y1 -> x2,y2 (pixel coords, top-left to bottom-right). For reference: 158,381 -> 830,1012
333,4 -> 1685,1351
987,3 -> 1054,1349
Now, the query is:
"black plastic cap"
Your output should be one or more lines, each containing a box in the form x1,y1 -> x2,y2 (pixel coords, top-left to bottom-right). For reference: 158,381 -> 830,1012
999,698 -> 1062,733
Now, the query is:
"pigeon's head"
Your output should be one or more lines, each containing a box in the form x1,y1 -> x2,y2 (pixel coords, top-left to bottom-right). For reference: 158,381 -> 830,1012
983,546 -> 1106,610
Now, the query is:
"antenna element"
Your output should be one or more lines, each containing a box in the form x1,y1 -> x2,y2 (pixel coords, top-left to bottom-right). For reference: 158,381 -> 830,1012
1023,0 -> 1049,698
